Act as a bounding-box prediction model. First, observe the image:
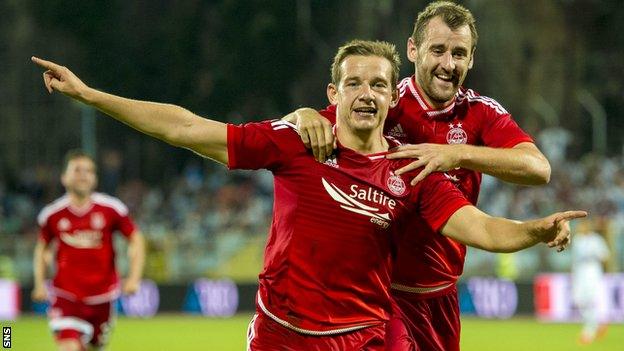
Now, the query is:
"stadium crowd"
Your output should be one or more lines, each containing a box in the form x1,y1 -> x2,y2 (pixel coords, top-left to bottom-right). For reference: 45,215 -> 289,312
1,146 -> 623,283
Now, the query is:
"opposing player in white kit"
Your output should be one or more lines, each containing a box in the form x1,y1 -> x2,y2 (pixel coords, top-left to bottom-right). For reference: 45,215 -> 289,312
571,219 -> 610,344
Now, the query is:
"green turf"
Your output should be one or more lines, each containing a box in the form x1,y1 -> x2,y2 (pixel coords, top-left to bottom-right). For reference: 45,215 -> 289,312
2,314 -> 622,350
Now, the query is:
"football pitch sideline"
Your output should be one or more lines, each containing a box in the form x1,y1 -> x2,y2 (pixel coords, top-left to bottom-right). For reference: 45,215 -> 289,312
3,314 -> 622,350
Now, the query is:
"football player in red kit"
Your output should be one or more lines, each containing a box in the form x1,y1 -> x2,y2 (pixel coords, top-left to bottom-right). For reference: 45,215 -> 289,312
284,2 -> 555,351
32,38 -> 581,350
32,150 -> 145,351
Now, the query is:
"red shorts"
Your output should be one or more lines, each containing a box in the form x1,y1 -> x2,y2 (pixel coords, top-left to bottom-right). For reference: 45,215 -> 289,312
47,296 -> 115,347
246,312 -> 386,351
386,286 -> 460,351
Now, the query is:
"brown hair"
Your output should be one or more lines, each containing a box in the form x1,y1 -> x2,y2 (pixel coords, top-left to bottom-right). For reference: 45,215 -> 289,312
331,39 -> 401,88
62,149 -> 96,173
412,1 -> 478,51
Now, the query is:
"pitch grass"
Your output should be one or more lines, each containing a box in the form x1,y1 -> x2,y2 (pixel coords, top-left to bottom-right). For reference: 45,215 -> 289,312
3,314 -> 622,350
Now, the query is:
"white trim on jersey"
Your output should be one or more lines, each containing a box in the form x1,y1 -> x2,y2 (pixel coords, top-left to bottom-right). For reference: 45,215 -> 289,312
398,77 -> 410,98
49,316 -> 94,343
51,285 -> 120,305
402,77 -> 509,118
50,286 -> 79,302
270,120 -> 298,131
67,203 -> 95,217
405,76 -> 457,117
391,282 -> 454,294
406,76 -> 428,110
246,313 -> 258,351
257,293 -> 375,336
385,134 -> 403,148
367,155 -> 386,161
37,195 -> 70,226
426,101 -> 456,117
91,192 -> 129,216
457,89 -> 509,115
82,287 -> 121,305
37,192 -> 129,226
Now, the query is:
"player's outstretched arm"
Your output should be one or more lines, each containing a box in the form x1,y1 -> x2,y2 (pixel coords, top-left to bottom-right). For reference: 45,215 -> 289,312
388,142 -> 551,186
440,206 -> 587,253
282,108 -> 335,162
31,57 -> 228,164
31,238 -> 49,302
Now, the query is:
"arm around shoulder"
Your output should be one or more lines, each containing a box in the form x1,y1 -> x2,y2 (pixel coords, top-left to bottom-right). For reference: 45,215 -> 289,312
282,107 -> 335,162
510,142 -> 551,184
455,142 -> 551,185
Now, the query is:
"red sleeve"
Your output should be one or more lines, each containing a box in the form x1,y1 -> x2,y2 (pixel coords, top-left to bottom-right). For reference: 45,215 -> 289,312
39,221 -> 53,244
116,213 -> 137,239
412,173 -> 471,232
320,106 -> 337,124
227,120 -> 302,170
479,101 -> 533,148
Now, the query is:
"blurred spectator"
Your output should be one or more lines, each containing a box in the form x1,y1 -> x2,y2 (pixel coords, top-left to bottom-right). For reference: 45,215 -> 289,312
100,149 -> 123,194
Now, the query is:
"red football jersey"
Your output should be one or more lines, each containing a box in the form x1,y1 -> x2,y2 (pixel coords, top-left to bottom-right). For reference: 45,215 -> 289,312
390,77 -> 533,291
227,120 -> 469,334
323,76 -> 533,292
38,193 -> 137,304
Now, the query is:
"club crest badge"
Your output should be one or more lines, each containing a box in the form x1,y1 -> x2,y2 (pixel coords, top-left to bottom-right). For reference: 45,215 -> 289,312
387,173 -> 406,196
91,212 -> 106,230
446,123 -> 467,144
57,218 -> 71,231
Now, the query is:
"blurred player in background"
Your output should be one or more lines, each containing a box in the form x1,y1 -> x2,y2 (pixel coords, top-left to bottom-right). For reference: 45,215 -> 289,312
571,218 -> 610,344
284,1 -> 554,350
32,39 -> 583,350
32,150 -> 145,351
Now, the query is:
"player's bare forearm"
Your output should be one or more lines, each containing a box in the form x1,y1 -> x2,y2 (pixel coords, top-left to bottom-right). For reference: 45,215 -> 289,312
82,88 -> 229,164
32,239 -> 50,301
457,142 -> 551,185
32,57 -> 229,164
441,206 -> 586,253
389,142 -> 550,186
32,240 -> 47,287
126,232 -> 146,283
441,206 -> 533,253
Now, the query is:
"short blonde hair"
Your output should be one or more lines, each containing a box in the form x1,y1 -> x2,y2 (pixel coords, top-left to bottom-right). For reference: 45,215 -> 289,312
331,39 -> 401,88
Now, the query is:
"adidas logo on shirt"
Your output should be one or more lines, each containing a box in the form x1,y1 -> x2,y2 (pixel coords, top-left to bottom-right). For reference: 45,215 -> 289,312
388,124 -> 407,139
324,155 -> 338,168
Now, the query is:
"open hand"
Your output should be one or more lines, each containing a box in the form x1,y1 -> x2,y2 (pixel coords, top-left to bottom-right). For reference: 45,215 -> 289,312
387,144 -> 462,185
290,108 -> 335,162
